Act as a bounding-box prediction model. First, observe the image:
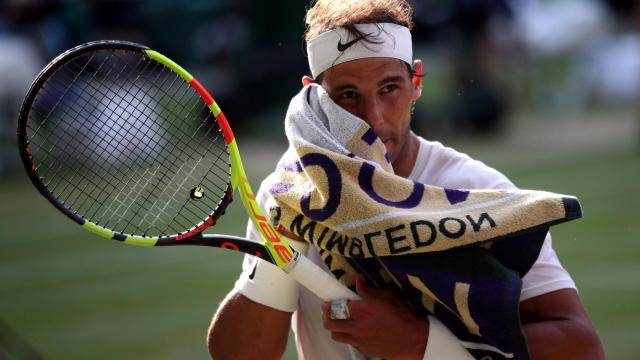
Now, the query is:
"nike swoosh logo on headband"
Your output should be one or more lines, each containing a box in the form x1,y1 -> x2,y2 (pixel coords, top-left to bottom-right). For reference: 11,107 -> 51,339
337,34 -> 369,52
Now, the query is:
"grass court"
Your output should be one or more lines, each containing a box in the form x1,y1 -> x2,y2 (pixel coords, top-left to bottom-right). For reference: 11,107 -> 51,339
1,114 -> 638,359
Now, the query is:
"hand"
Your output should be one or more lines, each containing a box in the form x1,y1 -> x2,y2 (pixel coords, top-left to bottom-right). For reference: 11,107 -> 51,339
321,274 -> 429,360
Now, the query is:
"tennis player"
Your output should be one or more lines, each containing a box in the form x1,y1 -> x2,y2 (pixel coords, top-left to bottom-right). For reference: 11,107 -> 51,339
208,1 -> 604,359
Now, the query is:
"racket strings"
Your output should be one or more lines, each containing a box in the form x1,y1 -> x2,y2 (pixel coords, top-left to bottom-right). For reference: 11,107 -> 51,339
27,48 -> 232,237
108,63 -> 231,234
116,64 -> 232,234
99,62 -> 209,232
30,53 -> 166,223
30,53 -> 168,217
29,53 -> 139,212
35,52 -> 153,207
79,52 -> 228,233
112,54 -> 231,233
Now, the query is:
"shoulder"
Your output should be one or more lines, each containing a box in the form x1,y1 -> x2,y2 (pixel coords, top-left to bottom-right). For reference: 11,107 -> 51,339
411,137 -> 515,190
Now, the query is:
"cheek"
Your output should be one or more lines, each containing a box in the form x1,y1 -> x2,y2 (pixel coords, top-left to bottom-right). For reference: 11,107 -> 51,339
332,98 -> 362,120
384,97 -> 412,130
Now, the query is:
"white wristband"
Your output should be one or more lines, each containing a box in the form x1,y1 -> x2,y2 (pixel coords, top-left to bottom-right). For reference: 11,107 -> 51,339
233,239 -> 310,313
423,316 -> 474,360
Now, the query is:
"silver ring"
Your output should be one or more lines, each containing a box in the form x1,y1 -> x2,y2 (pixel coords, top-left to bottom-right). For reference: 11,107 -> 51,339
329,299 -> 351,320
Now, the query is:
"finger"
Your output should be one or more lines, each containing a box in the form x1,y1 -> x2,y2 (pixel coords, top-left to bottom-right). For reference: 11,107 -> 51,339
323,316 -> 357,333
275,225 -> 303,241
355,274 -> 398,301
330,330 -> 358,345
355,273 -> 373,298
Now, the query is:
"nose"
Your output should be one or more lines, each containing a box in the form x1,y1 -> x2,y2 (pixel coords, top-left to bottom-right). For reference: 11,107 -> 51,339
359,97 -> 384,130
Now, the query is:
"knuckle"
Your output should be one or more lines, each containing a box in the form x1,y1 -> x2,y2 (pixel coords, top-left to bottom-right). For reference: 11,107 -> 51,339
347,300 -> 362,313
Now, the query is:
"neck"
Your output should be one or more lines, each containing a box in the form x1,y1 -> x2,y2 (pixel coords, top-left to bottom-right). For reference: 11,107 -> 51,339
392,132 -> 419,178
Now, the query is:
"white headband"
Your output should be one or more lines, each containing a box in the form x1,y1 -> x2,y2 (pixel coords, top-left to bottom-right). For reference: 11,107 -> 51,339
306,23 -> 413,78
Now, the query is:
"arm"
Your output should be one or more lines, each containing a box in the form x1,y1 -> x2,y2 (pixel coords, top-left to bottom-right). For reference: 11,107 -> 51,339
208,291 -> 292,360
208,198 -> 301,360
521,288 -> 605,360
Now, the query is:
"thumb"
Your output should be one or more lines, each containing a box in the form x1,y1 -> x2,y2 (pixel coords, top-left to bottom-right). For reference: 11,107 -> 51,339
355,273 -> 399,302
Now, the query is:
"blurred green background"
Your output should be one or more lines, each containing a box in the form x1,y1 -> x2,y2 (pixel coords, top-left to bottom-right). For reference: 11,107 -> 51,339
1,0 -> 639,359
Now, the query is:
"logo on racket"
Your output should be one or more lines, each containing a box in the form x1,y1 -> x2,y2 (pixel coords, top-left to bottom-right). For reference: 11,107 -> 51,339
190,186 -> 205,200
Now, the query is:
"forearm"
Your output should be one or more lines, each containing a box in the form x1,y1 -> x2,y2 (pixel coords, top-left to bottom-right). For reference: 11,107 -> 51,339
520,289 -> 604,360
523,318 -> 604,360
208,291 -> 292,360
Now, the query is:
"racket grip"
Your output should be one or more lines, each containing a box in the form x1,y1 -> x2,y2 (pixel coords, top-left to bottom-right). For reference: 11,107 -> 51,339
286,252 -> 361,302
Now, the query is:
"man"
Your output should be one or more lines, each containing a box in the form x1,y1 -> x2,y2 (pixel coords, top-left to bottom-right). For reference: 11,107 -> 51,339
208,1 -> 604,359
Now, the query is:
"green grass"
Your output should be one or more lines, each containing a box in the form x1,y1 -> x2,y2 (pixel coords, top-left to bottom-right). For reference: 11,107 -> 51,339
490,146 -> 640,360
0,175 -> 248,359
1,141 -> 638,359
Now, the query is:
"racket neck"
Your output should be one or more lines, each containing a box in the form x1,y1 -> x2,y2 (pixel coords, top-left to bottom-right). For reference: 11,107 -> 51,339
229,140 -> 295,269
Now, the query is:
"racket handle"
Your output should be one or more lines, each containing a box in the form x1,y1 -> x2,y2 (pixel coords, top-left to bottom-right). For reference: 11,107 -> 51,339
286,252 -> 361,302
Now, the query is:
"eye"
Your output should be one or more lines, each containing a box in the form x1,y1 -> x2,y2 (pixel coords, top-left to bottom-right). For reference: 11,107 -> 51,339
381,84 -> 399,94
337,90 -> 357,100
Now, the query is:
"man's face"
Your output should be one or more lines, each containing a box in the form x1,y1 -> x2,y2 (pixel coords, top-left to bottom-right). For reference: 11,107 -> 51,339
319,58 -> 420,166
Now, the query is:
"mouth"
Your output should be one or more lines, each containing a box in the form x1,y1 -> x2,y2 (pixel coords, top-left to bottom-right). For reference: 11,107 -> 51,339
380,138 -> 394,148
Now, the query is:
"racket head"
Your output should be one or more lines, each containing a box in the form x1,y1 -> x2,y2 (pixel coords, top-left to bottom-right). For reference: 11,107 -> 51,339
17,40 -> 236,246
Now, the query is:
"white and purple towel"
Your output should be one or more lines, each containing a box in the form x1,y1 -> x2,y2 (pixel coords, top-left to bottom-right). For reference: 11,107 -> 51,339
264,84 -> 582,359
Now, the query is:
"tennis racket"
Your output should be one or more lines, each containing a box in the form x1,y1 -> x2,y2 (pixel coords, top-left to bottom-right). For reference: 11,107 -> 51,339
16,40 -> 358,304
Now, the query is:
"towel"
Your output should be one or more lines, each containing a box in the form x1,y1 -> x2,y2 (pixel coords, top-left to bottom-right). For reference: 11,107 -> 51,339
263,84 -> 582,360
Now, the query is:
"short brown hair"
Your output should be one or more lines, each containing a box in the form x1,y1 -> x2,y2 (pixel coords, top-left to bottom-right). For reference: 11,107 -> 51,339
304,0 -> 414,41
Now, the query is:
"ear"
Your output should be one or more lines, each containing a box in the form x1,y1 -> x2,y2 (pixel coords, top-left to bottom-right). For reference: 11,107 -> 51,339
301,76 -> 314,87
411,59 -> 423,100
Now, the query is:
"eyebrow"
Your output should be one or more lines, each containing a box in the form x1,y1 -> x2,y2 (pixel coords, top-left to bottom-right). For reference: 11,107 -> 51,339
331,84 -> 357,93
331,75 -> 407,93
377,75 -> 406,86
